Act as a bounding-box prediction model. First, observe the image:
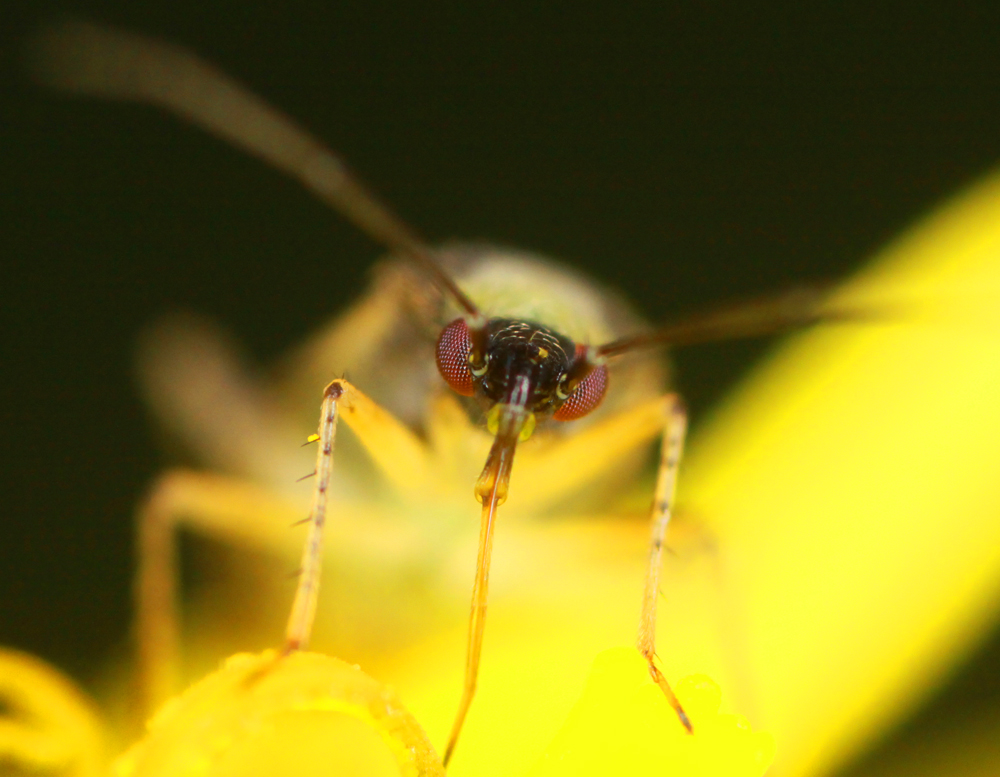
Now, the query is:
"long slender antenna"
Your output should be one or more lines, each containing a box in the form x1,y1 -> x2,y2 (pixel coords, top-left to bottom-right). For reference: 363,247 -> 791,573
597,285 -> 871,358
28,19 -> 480,317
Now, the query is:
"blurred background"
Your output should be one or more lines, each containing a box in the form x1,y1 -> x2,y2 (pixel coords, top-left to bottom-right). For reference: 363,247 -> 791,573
2,2 -> 999,774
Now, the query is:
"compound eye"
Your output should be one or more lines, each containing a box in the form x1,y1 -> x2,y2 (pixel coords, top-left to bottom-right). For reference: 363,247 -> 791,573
553,364 -> 609,421
436,318 -> 475,397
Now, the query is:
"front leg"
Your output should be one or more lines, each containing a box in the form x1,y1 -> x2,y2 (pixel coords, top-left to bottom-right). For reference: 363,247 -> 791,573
136,377 -> 435,714
636,394 -> 692,732
285,378 -> 435,651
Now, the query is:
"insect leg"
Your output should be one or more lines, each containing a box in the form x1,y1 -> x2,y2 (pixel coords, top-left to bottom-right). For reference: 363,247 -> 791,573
136,469 -> 304,715
284,381 -> 342,652
135,479 -> 180,717
136,372 -> 434,714
284,377 -> 435,651
636,394 -> 692,731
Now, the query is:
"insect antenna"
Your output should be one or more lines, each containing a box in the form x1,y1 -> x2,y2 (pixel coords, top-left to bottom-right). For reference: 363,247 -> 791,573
596,284 -> 871,358
27,19 -> 481,320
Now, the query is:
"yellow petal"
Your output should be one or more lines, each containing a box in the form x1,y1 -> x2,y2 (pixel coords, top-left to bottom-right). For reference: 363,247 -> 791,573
0,647 -> 107,777
678,166 -> 1000,776
530,647 -> 774,777
114,651 -> 444,777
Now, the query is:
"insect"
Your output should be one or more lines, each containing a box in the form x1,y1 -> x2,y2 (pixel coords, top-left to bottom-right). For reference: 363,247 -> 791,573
31,20 -> 853,768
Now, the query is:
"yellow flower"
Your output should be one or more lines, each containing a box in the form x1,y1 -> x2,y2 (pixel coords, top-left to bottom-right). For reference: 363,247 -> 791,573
679,162 -> 1000,777
1,647 -> 771,776
4,160 -> 1000,776
0,648 -> 106,777
530,649 -> 774,777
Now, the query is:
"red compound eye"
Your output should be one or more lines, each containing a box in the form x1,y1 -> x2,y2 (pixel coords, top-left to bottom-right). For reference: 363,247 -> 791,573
436,318 -> 475,397
553,364 -> 608,421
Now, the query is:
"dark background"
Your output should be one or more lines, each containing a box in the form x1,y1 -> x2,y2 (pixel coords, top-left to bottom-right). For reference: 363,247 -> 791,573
2,2 -> 999,773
